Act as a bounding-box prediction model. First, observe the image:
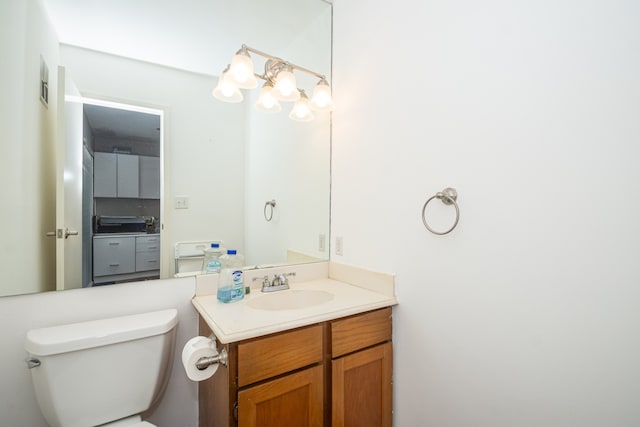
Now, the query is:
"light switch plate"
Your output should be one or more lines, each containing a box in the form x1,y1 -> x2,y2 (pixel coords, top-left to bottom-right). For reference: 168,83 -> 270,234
175,196 -> 189,209
335,236 -> 343,256
318,234 -> 326,252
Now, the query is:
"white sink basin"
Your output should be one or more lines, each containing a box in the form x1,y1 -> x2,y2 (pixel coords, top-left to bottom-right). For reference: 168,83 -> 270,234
247,289 -> 334,311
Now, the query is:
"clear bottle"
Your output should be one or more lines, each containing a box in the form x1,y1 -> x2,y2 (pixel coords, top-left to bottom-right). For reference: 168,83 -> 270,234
201,243 -> 224,274
217,249 -> 245,303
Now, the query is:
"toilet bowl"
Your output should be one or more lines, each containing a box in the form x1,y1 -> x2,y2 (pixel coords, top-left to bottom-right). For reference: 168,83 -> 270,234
98,415 -> 156,426
24,309 -> 178,427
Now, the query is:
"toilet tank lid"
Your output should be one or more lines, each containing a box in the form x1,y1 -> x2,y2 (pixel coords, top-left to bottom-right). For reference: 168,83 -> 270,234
25,309 -> 178,356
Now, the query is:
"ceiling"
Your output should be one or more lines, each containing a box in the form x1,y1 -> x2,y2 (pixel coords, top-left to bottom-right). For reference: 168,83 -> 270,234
43,0 -> 330,146
83,104 -> 161,156
42,0 -> 330,76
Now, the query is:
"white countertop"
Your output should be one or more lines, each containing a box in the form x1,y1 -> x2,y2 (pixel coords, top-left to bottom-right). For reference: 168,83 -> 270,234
192,277 -> 397,344
93,233 -> 159,238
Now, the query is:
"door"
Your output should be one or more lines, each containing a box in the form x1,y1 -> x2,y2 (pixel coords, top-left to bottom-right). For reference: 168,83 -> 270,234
238,365 -> 324,427
332,342 -> 393,427
54,66 -> 83,291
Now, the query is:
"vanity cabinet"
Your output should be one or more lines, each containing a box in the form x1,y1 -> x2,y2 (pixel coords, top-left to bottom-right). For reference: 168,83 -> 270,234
198,307 -> 392,427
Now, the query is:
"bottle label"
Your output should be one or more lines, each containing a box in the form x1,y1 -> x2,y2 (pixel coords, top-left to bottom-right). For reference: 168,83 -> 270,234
232,270 -> 243,286
231,270 -> 244,300
205,261 -> 221,274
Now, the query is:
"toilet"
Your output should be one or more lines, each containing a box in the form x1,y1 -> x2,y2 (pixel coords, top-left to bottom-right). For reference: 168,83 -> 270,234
24,309 -> 178,427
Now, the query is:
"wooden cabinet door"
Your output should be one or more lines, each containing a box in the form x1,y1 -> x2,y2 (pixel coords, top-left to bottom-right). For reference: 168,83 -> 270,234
238,365 -> 323,427
332,342 -> 393,427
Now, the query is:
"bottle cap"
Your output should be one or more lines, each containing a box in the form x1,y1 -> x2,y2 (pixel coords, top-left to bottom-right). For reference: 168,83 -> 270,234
211,243 -> 219,248
227,249 -> 237,255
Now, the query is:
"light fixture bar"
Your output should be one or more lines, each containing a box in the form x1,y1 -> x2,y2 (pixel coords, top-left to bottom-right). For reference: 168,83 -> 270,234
242,44 -> 326,81
213,44 -> 334,119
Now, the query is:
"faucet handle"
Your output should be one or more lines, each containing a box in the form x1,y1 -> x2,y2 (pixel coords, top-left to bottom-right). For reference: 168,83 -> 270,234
252,275 -> 270,289
272,274 -> 284,287
273,272 -> 296,287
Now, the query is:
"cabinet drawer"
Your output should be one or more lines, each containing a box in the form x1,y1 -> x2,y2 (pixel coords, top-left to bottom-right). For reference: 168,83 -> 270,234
331,308 -> 392,358
93,237 -> 135,277
238,325 -> 323,387
136,251 -> 160,272
136,235 -> 160,252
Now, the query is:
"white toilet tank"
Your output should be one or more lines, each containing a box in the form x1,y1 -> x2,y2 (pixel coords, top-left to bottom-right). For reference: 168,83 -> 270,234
24,309 -> 178,427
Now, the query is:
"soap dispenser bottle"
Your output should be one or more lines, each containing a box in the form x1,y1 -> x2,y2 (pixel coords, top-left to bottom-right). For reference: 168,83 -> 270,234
202,243 -> 224,274
217,250 -> 245,303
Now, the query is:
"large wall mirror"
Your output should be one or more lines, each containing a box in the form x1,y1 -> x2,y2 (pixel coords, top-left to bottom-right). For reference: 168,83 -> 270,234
1,0 -> 332,297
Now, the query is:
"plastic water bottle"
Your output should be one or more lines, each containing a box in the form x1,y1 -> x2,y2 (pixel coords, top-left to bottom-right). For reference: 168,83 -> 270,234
217,250 -> 245,303
202,243 -> 224,274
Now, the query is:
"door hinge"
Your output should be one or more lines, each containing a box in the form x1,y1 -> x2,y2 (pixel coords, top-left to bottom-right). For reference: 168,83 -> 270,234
233,401 -> 238,422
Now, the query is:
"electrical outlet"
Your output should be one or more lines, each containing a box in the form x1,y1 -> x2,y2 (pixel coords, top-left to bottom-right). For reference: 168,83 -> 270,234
175,196 -> 189,209
335,236 -> 344,256
318,234 -> 326,252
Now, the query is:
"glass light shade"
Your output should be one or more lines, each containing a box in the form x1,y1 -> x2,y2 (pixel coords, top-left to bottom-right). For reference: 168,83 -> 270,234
227,50 -> 258,89
273,68 -> 300,102
288,91 -> 314,122
310,79 -> 334,112
255,82 -> 282,112
212,70 -> 243,103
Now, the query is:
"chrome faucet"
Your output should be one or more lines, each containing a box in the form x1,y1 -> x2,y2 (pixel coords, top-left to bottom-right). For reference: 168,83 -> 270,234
253,272 -> 296,293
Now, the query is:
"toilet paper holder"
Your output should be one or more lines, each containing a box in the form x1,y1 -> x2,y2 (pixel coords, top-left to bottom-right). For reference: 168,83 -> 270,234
196,346 -> 228,370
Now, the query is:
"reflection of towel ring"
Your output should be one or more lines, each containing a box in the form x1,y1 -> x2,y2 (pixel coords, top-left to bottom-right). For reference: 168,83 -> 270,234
421,188 -> 460,235
264,200 -> 276,221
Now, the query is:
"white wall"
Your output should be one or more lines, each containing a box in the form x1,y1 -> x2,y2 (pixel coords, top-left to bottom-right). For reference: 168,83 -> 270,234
0,0 -> 59,296
243,6 -> 332,266
332,1 -> 640,426
60,46 -> 247,275
244,107 -> 331,265
0,4 -> 200,427
0,278 -> 198,427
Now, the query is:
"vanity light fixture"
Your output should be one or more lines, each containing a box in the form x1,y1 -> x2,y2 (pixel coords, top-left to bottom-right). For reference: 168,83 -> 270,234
212,66 -> 243,103
255,81 -> 282,112
213,44 -> 334,122
271,62 -> 299,102
226,46 -> 258,89
310,78 -> 334,112
288,90 -> 314,122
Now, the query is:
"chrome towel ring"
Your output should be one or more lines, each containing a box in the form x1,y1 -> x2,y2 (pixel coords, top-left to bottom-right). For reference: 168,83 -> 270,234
264,199 -> 276,221
421,188 -> 460,235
